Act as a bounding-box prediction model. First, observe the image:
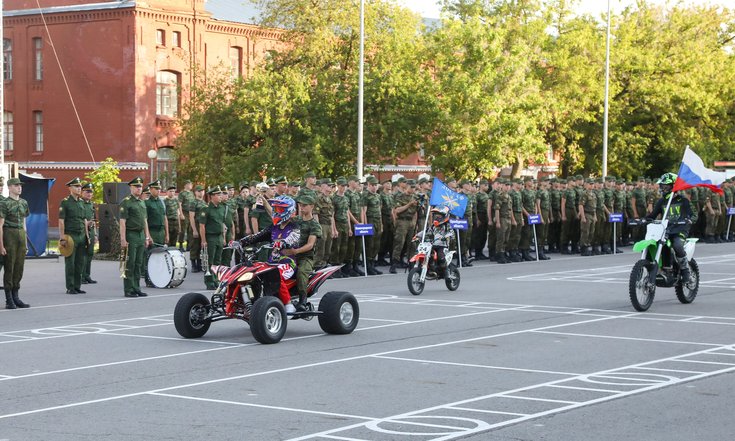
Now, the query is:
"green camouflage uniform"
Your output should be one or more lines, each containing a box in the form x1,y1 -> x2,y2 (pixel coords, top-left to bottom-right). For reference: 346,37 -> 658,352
315,192 -> 334,267
392,191 -> 416,262
330,193 -> 350,265
0,196 -> 29,291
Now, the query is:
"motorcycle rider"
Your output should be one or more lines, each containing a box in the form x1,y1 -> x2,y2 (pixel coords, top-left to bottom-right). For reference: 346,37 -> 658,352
422,206 -> 454,274
646,172 -> 694,282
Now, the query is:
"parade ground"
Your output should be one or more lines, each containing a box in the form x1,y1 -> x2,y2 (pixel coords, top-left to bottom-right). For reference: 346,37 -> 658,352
1,245 -> 734,441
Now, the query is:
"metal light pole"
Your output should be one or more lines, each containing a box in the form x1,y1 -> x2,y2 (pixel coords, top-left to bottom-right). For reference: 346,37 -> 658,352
357,0 -> 364,180
602,0 -> 611,178
1,0 -> 5,173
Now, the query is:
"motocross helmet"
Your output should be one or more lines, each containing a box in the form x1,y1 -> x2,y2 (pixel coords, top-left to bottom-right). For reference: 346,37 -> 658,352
656,172 -> 678,196
432,206 -> 450,227
269,196 -> 296,226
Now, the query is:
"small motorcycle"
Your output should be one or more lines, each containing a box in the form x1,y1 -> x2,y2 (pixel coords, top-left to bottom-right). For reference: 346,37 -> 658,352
407,238 -> 460,295
629,219 -> 699,311
174,243 -> 359,344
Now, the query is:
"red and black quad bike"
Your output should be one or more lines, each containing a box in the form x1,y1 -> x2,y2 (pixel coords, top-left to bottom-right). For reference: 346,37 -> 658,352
174,244 -> 359,344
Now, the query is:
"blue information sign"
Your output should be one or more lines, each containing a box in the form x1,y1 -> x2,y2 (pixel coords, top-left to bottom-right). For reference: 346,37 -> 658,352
728,207 -> 735,216
527,214 -> 541,225
609,213 -> 624,223
354,224 -> 374,236
449,219 -> 469,230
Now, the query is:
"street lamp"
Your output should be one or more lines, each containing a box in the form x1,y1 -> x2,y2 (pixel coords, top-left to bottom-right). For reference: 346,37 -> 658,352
147,149 -> 158,182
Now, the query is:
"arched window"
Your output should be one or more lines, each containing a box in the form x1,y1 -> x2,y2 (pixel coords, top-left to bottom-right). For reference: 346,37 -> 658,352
3,39 -> 12,81
156,71 -> 179,117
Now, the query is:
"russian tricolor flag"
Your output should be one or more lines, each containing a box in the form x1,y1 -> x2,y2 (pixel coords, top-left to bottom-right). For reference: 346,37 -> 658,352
672,146 -> 728,195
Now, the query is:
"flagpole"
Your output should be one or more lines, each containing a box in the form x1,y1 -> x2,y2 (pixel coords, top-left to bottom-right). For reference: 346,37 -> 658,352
602,0 -> 611,178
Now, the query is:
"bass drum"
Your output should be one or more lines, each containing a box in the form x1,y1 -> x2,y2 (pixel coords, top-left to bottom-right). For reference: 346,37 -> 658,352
146,247 -> 187,288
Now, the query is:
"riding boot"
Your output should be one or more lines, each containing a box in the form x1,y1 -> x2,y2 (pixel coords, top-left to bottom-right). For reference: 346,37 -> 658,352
353,262 -> 365,277
5,289 -> 16,310
11,289 -> 29,308
678,257 -> 691,283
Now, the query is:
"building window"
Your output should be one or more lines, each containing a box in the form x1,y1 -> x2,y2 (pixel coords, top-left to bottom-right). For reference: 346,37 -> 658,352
33,111 -> 43,152
156,71 -> 179,117
172,31 -> 181,48
33,37 -> 42,81
230,46 -> 242,78
3,112 -> 13,151
156,29 -> 165,46
3,39 -> 12,81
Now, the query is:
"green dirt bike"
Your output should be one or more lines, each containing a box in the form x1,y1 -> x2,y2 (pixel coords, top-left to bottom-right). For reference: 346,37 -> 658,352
628,219 -> 699,311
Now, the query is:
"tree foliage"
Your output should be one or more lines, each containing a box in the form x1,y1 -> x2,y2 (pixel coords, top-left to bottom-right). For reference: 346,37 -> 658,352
84,157 -> 121,204
175,0 -> 735,182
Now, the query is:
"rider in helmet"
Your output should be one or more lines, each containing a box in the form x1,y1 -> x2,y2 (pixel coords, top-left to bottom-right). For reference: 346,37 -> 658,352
646,172 -> 695,282
423,206 -> 454,271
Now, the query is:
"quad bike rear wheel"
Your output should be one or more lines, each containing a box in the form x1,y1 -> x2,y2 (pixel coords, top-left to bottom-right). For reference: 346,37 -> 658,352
318,291 -> 359,334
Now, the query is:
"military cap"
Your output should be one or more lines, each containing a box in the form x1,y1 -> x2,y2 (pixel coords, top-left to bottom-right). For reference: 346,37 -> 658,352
406,179 -> 416,186
66,177 -> 83,187
418,177 -> 429,185
336,177 -> 348,186
296,194 -> 316,205
290,181 -> 302,187
239,181 -> 249,190
445,178 -> 456,184
249,180 -> 259,187
6,177 -> 22,186
128,177 -> 143,187
223,183 -> 234,190
479,178 -> 489,185
149,179 -> 161,189
540,176 -> 550,182
194,185 -> 205,192
142,186 -> 151,194
575,175 -> 584,180
558,178 -> 567,184
585,178 -> 595,184
208,185 -> 223,195
81,182 -> 94,191
366,176 -> 379,184
167,185 -> 177,191
184,179 -> 192,185
274,176 -> 288,185
637,176 -> 646,182
348,175 -> 360,183
266,178 -> 276,186
321,178 -> 333,185
303,171 -> 316,179
459,179 -> 471,186
396,176 -> 407,183
617,178 -> 626,184
523,176 -> 533,182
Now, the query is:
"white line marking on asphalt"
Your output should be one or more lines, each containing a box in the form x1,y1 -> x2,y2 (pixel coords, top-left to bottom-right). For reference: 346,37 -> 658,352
673,359 -> 735,366
321,435 -> 370,441
547,384 -> 621,394
149,392 -> 376,421
372,355 -> 581,376
630,366 -> 706,374
501,395 -> 578,405
359,317 -> 412,323
101,332 -> 244,345
447,407 -> 527,417
0,291 -> 188,313
532,330 -> 724,347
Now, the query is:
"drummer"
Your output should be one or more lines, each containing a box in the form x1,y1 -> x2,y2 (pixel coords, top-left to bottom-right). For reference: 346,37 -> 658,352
144,180 -> 168,288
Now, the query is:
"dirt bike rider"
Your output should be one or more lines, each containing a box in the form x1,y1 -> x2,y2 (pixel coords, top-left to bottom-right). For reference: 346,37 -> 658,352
645,172 -> 694,282
420,206 -> 454,272
236,195 -> 320,314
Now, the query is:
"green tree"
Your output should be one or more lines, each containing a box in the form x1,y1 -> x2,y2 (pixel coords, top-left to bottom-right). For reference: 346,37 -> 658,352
84,157 -> 121,204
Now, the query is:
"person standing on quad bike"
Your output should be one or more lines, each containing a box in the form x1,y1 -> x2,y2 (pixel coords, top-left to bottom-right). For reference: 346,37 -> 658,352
237,195 -> 321,314
646,172 -> 695,282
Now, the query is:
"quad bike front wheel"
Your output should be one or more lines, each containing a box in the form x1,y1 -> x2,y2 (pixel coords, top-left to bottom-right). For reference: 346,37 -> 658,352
250,297 -> 287,344
174,293 -> 212,338
318,291 -> 360,334
675,258 -> 699,304
629,259 -> 656,311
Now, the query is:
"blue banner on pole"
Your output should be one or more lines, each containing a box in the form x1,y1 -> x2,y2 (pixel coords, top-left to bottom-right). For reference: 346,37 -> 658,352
728,207 -> 735,216
527,214 -> 541,225
449,219 -> 468,230
429,178 -> 468,218
354,224 -> 374,236
609,213 -> 624,223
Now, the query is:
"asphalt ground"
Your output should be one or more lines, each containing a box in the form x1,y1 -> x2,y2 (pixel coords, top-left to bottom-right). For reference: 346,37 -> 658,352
1,243 -> 734,441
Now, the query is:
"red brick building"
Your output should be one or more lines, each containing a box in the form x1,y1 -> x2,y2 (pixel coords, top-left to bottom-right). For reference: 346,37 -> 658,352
2,0 -> 281,225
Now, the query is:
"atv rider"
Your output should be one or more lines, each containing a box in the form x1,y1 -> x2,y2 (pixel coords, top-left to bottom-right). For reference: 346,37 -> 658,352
646,172 -> 695,282
237,195 -> 321,313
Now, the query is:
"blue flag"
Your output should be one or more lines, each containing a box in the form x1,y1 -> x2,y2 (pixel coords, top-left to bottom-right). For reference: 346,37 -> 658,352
429,177 -> 468,218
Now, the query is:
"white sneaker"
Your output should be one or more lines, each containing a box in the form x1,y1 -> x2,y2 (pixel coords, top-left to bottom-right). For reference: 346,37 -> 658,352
284,303 -> 296,314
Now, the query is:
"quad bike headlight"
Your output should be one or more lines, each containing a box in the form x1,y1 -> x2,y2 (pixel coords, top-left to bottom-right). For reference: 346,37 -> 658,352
237,272 -> 254,283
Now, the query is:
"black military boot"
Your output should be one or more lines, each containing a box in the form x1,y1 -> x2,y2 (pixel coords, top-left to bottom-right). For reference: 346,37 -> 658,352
571,243 -> 579,254
581,246 -> 592,257
389,260 -> 398,274
366,261 -> 379,276
495,252 -> 509,264
539,250 -> 551,261
592,246 -> 601,256
560,244 -> 570,255
353,262 -> 366,277
372,261 -> 383,275
191,259 -> 201,273
341,265 -> 353,278
5,289 -> 16,309
11,289 -> 29,308
522,249 -> 535,262
509,250 -> 522,262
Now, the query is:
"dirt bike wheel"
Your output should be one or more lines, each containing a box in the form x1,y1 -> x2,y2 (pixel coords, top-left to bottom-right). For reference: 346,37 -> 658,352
250,297 -> 287,344
174,293 -> 211,338
629,259 -> 655,312
407,267 -> 425,295
318,291 -> 360,334
675,258 -> 699,304
445,264 -> 460,291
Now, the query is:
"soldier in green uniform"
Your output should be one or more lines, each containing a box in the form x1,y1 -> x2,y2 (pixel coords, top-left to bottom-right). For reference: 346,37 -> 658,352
548,178 -> 561,253
220,183 -> 237,265
59,177 -> 89,295
330,178 -> 352,277
494,179 -> 513,264
486,179 -> 499,260
519,178 -> 537,261
143,180 -> 168,287
578,178 -> 598,256
507,179 -> 524,262
81,182 -> 97,284
362,176 -> 383,275
613,178 -> 627,250
559,179 -> 575,254
600,176 -> 616,253
457,180 -> 474,265
199,186 -> 227,268
119,177 -> 152,297
378,179 -> 394,266
0,177 -> 5,287
536,177 -> 552,260
188,185 -> 207,272
472,179 -> 489,260
592,179 -> 606,255
282,194 -> 322,309
345,176 -> 365,276
298,171 -> 319,201
178,180 -> 194,250
314,178 -> 336,269
0,178 -> 30,308
165,185 -> 181,247
630,178 -> 647,241
235,183 -> 250,237
684,186 -> 700,238
389,180 -> 417,273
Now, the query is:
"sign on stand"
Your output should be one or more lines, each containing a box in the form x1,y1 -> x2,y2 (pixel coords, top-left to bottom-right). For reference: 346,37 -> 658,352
449,219 -> 468,268
354,224 -> 373,277
609,213 -> 623,254
528,215 -> 541,261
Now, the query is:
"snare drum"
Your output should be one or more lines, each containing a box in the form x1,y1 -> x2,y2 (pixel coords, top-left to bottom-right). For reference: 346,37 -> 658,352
146,247 -> 187,288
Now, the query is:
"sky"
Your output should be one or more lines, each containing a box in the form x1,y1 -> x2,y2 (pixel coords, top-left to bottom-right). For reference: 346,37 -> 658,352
397,0 -> 735,18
